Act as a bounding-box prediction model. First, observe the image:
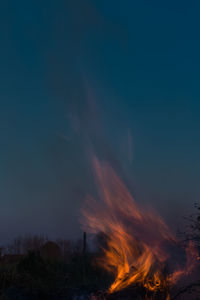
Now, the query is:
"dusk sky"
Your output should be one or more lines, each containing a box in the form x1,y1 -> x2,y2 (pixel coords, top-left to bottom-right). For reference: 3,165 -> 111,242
1,1 -> 200,243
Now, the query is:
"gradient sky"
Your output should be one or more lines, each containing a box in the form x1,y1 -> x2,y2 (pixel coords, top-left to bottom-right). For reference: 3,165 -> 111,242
1,0 -> 200,243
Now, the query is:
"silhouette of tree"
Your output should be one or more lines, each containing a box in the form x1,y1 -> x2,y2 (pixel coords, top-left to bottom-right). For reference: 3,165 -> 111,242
6,235 -> 48,254
178,203 -> 200,254
56,238 -> 73,257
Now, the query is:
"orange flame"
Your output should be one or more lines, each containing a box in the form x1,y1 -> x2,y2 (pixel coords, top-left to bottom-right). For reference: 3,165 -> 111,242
82,157 -> 198,298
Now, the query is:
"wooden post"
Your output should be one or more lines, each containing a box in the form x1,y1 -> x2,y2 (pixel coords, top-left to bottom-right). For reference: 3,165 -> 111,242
83,231 -> 86,254
82,232 -> 86,285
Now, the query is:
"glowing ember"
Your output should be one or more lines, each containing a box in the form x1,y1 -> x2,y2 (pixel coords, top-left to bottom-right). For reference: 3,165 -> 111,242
82,157 -> 198,299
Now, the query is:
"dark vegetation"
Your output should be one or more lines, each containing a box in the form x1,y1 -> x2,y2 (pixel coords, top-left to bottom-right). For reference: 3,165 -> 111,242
0,234 -> 112,300
178,202 -> 200,250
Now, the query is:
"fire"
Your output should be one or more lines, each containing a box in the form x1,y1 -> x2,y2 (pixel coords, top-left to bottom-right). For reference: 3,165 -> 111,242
82,157 -> 198,298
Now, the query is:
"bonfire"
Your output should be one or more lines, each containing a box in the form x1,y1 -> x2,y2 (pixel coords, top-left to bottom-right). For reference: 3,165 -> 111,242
82,157 -> 199,300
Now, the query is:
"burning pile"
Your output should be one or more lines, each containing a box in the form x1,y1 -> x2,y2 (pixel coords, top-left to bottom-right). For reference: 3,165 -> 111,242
82,157 -> 198,299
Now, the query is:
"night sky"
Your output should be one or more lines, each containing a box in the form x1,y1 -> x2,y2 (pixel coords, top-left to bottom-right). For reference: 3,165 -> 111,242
1,1 -> 200,243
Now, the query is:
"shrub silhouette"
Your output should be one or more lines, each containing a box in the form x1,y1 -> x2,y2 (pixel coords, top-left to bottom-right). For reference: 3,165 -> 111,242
17,252 -> 47,280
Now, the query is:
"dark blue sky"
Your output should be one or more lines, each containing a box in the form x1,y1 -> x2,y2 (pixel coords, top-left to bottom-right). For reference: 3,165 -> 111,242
0,0 -> 200,242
